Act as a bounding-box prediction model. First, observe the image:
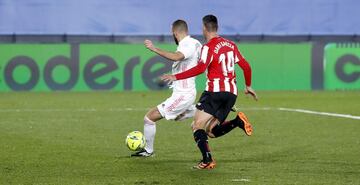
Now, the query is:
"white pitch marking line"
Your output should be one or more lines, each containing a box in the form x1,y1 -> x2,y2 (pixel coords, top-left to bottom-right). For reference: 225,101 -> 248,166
242,107 -> 272,111
231,178 -> 251,182
278,107 -> 360,120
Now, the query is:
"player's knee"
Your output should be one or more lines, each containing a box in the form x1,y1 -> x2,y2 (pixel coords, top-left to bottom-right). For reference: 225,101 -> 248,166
145,107 -> 162,122
192,120 -> 205,131
144,115 -> 156,125
191,121 -> 196,131
191,121 -> 197,131
204,124 -> 215,138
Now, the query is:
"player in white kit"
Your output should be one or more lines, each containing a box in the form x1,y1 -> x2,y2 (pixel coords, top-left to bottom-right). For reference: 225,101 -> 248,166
131,20 -> 202,157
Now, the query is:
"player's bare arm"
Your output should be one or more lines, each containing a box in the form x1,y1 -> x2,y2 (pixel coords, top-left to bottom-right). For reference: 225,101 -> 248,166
160,74 -> 176,83
160,59 -> 207,83
144,39 -> 185,61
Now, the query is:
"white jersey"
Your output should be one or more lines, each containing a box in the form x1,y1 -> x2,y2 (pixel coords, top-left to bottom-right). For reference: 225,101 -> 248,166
171,36 -> 202,93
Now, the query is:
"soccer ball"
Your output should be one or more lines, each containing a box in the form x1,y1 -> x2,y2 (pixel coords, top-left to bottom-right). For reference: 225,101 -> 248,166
125,131 -> 146,151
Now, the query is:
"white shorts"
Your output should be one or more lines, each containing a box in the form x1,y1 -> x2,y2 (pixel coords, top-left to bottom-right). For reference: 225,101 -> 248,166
157,92 -> 196,120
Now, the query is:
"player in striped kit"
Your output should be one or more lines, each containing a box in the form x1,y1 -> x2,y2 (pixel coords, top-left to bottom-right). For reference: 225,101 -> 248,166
161,15 -> 258,169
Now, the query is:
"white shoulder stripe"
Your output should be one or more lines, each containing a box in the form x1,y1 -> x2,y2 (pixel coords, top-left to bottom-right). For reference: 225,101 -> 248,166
200,46 -> 209,63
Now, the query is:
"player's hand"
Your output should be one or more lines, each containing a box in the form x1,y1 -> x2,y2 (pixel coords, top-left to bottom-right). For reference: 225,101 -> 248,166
245,86 -> 258,101
160,74 -> 177,83
144,39 -> 156,51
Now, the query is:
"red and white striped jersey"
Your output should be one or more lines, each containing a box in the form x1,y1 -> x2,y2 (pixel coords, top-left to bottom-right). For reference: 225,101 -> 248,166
175,36 -> 252,96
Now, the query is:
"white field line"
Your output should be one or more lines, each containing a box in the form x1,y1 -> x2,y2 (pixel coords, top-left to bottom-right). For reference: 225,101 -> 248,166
231,178 -> 251,182
278,107 -> 360,120
0,107 -> 359,120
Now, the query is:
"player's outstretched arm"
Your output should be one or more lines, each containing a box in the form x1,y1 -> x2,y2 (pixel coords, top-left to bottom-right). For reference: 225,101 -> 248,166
144,39 -> 185,61
160,62 -> 207,83
160,74 -> 177,83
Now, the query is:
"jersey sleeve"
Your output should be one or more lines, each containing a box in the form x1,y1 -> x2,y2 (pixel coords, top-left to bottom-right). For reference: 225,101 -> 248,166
199,45 -> 213,65
234,45 -> 252,86
174,45 -> 212,80
177,42 -> 195,60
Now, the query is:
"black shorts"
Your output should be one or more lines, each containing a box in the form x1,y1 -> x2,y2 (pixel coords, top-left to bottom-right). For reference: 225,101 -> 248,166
195,91 -> 237,123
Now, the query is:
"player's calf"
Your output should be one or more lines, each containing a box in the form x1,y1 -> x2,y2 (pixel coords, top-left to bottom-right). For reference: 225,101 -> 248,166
193,129 -> 213,167
142,108 -> 162,155
208,112 -> 253,138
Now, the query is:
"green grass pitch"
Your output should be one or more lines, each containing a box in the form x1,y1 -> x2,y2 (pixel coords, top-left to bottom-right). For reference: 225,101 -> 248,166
0,91 -> 359,184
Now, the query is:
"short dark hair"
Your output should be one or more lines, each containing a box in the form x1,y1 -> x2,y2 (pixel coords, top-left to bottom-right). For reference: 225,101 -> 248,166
172,19 -> 188,33
202,14 -> 218,32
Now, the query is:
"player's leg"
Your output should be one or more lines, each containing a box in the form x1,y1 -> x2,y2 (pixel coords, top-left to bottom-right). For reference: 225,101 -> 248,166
191,91 -> 221,169
205,117 -> 219,138
206,115 -> 245,138
132,107 -> 162,157
133,93 -> 194,157
209,112 -> 253,137
204,112 -> 253,138
165,94 -> 216,164
143,107 -> 162,153
191,109 -> 216,169
207,93 -> 253,138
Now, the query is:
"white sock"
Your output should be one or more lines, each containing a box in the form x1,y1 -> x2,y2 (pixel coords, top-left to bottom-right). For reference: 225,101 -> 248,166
144,116 -> 156,153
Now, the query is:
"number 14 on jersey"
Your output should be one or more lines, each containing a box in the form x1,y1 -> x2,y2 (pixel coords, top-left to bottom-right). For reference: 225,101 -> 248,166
219,51 -> 235,76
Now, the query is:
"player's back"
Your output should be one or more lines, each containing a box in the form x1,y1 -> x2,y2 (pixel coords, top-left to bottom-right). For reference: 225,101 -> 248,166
202,36 -> 239,95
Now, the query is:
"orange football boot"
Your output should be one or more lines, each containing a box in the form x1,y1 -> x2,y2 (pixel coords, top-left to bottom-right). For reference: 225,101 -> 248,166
238,112 -> 253,136
193,160 -> 216,170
